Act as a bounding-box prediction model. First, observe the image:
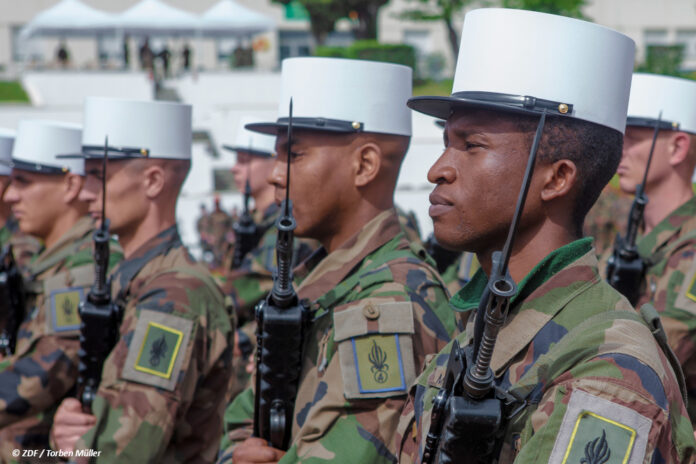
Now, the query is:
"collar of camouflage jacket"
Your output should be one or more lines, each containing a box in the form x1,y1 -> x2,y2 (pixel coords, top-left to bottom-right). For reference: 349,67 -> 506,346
257,202 -> 280,228
111,225 -> 181,301
455,237 -> 600,374
451,237 -> 594,313
637,195 -> 696,258
29,215 -> 94,278
294,209 -> 404,303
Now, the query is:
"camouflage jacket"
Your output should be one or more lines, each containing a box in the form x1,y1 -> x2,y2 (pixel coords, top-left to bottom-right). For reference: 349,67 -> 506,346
0,216 -> 122,461
225,203 -> 318,325
0,216 -> 41,275
584,181 -> 633,256
396,238 -> 696,464
439,252 -> 479,297
73,226 -> 234,463
220,209 -> 457,463
634,195 -> 696,422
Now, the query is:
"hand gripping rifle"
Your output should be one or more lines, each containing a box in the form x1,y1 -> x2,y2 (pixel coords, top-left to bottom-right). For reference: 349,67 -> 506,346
77,137 -> 123,413
230,176 -> 260,270
0,245 -> 26,356
253,99 -> 311,450
605,113 -> 664,305
422,111 -> 548,464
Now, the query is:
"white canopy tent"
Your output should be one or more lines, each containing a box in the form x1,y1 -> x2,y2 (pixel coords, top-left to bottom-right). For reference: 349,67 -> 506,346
199,0 -> 275,37
116,0 -> 199,36
18,0 -> 116,39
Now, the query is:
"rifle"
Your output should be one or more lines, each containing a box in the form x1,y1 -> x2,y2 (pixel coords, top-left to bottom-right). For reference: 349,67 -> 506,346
230,176 -> 260,270
422,110 -> 548,464
605,113 -> 665,305
0,245 -> 25,356
76,137 -> 123,413
253,99 -> 310,450
424,233 -> 462,274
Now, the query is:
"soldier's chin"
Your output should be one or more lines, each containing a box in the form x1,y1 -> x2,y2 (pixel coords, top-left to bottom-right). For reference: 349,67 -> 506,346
618,177 -> 638,195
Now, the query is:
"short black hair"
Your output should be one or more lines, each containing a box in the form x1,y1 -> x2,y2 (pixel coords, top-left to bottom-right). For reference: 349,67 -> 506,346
516,115 -> 623,237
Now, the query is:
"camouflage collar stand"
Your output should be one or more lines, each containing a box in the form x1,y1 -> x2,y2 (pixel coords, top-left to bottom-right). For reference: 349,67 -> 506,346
112,225 -> 181,301
637,195 -> 696,257
451,237 -> 593,313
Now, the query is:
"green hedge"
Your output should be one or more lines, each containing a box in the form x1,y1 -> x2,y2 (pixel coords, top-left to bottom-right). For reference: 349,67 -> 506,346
315,40 -> 416,71
0,81 -> 29,103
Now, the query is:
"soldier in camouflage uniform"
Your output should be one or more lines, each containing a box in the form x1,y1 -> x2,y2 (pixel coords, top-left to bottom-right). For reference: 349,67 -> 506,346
584,180 -> 632,256
49,97 -> 234,463
0,129 -> 40,273
396,9 -> 696,464
0,120 -> 122,462
222,116 -> 317,397
605,73 -> 696,423
220,57 -> 457,464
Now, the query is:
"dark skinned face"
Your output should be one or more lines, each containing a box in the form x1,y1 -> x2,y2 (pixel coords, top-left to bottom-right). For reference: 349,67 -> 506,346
428,109 -> 533,253
270,130 -> 353,242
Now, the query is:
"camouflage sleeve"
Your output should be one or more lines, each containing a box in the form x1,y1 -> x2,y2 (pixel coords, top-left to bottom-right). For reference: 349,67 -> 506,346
75,272 -> 233,463
641,242 -> 696,422
282,271 -> 454,464
398,349 -> 694,463
0,334 -> 78,427
512,353 -> 693,464
218,386 -> 255,462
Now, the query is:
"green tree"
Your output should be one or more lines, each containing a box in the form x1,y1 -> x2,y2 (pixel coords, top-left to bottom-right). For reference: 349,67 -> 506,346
273,0 -> 390,44
399,0 -> 473,60
501,0 -> 587,18
272,0 -> 343,45
342,0 -> 391,40
636,44 -> 686,78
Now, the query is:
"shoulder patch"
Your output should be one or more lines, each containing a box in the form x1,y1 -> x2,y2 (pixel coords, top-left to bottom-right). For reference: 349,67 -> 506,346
548,389 -> 651,464
335,301 -> 416,399
121,309 -> 193,391
675,257 -> 696,314
49,287 -> 84,333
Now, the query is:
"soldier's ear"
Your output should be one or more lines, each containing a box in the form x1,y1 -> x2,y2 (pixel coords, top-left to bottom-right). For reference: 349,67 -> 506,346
353,142 -> 381,188
539,159 -> 578,202
62,173 -> 83,204
142,164 -> 166,199
668,131 -> 691,168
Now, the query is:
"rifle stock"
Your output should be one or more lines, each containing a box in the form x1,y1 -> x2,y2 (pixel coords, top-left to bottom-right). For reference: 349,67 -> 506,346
76,137 -> 123,413
0,245 -> 25,356
253,99 -> 310,450
606,113 -> 663,304
231,178 -> 260,270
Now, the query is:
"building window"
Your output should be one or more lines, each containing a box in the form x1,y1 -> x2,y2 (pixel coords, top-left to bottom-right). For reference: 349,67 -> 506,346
644,29 -> 669,46
278,30 -> 312,61
12,25 -> 43,63
676,30 -> 696,60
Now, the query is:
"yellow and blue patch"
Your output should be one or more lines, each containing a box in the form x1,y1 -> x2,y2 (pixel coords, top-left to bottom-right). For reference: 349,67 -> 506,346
561,411 -> 635,464
50,287 -> 84,332
134,322 -> 184,379
352,334 -> 406,394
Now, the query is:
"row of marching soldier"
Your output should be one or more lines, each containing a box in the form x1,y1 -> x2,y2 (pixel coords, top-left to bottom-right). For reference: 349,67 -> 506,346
0,7 -> 695,464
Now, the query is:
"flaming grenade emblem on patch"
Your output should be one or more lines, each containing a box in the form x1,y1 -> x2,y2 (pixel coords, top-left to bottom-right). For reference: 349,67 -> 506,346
581,429 -> 610,464
369,339 -> 389,383
62,298 -> 74,317
150,335 -> 168,367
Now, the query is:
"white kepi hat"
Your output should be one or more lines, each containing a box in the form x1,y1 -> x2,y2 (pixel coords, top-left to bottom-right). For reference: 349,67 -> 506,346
409,8 -> 635,134
10,120 -> 84,176
247,57 -> 412,137
626,73 -> 696,134
64,97 -> 192,160
223,116 -> 276,158
0,129 -> 15,176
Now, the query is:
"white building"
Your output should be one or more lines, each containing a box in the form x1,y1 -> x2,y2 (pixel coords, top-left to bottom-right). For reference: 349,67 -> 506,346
2,0 -> 695,77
